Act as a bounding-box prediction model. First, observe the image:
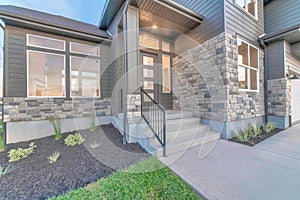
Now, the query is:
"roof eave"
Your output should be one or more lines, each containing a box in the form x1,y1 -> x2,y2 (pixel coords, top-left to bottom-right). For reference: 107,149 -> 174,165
0,10 -> 111,41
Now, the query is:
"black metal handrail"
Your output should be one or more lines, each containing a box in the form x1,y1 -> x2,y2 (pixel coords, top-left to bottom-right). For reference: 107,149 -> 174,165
141,88 -> 166,156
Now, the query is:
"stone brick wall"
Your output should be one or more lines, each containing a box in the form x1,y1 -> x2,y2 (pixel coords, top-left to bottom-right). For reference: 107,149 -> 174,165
172,32 -> 265,123
3,98 -> 112,122
127,94 -> 141,118
268,78 -> 291,117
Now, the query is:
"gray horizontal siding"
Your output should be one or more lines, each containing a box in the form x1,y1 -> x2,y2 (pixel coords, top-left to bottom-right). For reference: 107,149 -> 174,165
225,0 -> 264,44
5,26 -> 26,97
264,0 -> 300,34
174,0 -> 224,53
266,40 -> 285,79
285,41 -> 300,75
100,44 -> 112,98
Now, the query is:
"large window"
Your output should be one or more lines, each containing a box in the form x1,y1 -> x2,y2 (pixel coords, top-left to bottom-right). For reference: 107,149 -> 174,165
27,34 -> 101,98
70,56 -> 100,97
238,39 -> 259,91
235,0 -> 257,19
27,51 -> 65,97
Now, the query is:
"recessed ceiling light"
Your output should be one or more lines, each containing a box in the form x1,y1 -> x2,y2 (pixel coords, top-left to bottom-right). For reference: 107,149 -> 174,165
152,25 -> 157,29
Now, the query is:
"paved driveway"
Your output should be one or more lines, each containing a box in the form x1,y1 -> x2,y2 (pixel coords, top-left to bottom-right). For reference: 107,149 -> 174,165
159,124 -> 300,200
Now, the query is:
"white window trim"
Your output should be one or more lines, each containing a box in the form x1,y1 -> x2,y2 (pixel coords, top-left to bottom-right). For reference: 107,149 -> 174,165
238,39 -> 260,92
235,0 -> 258,20
162,54 -> 171,93
70,56 -> 101,98
26,34 -> 66,51
27,50 -> 66,98
70,42 -> 100,57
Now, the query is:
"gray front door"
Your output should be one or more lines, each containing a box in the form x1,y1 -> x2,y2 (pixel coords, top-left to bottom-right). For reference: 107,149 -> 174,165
140,52 -> 173,109
140,52 -> 159,105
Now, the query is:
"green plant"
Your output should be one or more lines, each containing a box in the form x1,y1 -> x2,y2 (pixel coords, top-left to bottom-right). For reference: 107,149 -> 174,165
235,129 -> 250,142
263,122 -> 276,133
90,111 -> 96,132
249,123 -> 262,138
0,164 -> 13,177
48,152 -> 60,164
50,119 -> 62,140
0,120 -> 4,152
89,142 -> 101,149
64,132 -> 85,147
8,142 -> 37,163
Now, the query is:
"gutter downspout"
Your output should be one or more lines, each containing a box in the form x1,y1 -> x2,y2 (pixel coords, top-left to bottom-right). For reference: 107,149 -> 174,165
122,0 -> 129,144
259,38 -> 268,123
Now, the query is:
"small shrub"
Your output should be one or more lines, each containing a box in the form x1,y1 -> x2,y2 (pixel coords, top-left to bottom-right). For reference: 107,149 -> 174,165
8,142 -> 37,163
50,119 -> 62,140
235,129 -> 250,142
64,132 -> 85,147
90,111 -> 96,132
263,122 -> 276,133
0,164 -> 12,177
249,123 -> 262,138
48,152 -> 60,164
0,120 -> 4,152
89,142 -> 101,149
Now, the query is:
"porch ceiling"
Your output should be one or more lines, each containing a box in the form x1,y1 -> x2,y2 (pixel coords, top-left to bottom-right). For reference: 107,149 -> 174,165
132,0 -> 203,38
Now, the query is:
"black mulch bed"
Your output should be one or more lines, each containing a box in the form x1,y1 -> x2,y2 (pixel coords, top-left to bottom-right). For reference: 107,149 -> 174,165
229,128 -> 282,147
0,124 -> 149,200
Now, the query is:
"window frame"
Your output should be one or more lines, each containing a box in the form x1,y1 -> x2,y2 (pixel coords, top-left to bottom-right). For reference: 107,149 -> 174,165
70,42 -> 100,57
69,56 -> 101,98
27,50 -> 66,98
235,0 -> 258,20
237,39 -> 259,92
27,34 -> 66,51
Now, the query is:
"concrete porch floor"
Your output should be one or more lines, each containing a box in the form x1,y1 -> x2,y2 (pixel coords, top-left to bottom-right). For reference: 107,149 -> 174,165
159,123 -> 300,200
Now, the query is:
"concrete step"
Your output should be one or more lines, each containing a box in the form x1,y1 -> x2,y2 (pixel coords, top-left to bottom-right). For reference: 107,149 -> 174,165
166,110 -> 194,120
155,131 -> 220,157
166,117 -> 201,133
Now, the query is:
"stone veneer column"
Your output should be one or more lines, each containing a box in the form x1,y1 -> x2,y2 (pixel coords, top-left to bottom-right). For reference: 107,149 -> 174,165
267,78 -> 291,129
172,32 -> 265,139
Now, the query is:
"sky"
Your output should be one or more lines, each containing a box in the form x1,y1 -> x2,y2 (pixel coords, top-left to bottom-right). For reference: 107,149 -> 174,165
0,0 -> 107,25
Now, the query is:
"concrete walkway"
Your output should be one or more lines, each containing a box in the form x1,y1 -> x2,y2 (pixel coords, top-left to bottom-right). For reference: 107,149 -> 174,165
159,124 -> 300,200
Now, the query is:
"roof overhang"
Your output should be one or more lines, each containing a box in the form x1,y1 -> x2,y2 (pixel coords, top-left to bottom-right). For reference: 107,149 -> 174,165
261,25 -> 300,44
0,8 -> 111,43
260,25 -> 300,59
99,0 -> 204,34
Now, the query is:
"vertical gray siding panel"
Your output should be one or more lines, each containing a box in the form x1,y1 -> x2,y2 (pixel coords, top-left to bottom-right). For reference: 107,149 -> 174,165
225,0 -> 264,44
174,0 -> 224,53
266,40 -> 285,79
5,26 -> 26,97
264,0 -> 300,34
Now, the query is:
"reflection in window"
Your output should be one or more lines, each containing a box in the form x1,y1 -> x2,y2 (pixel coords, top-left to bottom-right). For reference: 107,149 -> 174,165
70,42 -> 100,56
238,39 -> 259,91
235,0 -> 257,18
27,34 -> 65,51
139,35 -> 159,50
70,57 -> 100,97
28,51 -> 65,97
143,56 -> 154,66
162,54 -> 171,93
162,41 -> 170,52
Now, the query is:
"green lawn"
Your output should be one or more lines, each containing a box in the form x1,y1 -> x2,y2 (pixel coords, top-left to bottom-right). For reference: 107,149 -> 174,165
49,157 -> 202,200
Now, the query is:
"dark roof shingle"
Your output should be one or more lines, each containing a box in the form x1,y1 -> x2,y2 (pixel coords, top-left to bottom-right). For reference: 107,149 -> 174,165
0,5 -> 109,38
